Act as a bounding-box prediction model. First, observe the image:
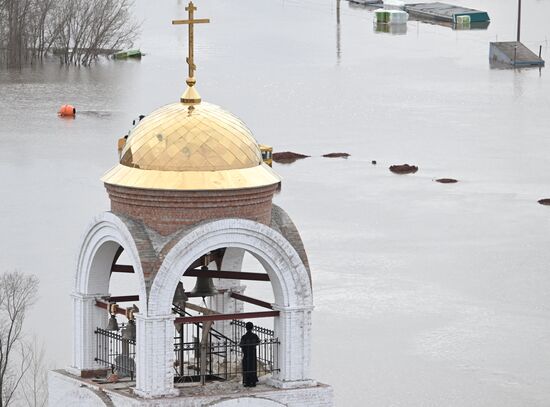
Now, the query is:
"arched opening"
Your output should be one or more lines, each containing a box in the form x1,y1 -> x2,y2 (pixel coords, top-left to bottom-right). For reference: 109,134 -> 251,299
90,245 -> 143,380
169,247 -> 280,385
137,219 -> 314,396
72,213 -> 147,378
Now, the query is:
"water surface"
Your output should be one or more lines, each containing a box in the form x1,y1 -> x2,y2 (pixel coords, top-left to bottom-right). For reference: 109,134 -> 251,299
1,0 -> 550,405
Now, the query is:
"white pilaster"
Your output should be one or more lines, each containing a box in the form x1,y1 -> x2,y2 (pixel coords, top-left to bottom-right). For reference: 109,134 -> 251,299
269,304 -> 316,389
210,285 -> 245,340
210,247 -> 246,340
70,292 -> 109,374
134,313 -> 178,398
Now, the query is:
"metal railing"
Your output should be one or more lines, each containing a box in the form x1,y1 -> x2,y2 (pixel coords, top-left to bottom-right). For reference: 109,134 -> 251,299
231,319 -> 274,343
95,327 -> 136,380
94,309 -> 278,384
173,336 -> 279,383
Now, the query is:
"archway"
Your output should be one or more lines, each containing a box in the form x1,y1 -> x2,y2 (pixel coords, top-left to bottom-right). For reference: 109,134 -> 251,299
135,219 -> 314,397
149,219 -> 312,315
72,212 -> 147,374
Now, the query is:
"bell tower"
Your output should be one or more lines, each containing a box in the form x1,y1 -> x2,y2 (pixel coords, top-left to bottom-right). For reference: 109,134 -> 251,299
49,3 -> 333,406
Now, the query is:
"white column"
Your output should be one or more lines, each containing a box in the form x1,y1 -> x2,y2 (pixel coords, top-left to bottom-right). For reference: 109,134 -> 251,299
210,284 -> 245,340
69,292 -> 109,374
268,305 -> 317,389
210,247 -> 246,340
134,313 -> 178,398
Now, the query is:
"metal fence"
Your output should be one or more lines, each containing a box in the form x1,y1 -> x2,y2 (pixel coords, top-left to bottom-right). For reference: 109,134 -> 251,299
230,319 -> 275,343
95,327 -> 136,380
94,318 -> 278,384
173,336 -> 279,383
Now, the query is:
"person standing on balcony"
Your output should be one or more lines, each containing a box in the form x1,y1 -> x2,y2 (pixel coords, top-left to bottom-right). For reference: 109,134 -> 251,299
239,322 -> 260,387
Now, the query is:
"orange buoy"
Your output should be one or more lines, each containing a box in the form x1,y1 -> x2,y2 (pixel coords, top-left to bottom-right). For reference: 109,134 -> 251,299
58,104 -> 76,117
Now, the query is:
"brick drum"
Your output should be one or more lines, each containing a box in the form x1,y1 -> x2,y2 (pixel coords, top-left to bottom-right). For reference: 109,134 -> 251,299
105,184 -> 279,235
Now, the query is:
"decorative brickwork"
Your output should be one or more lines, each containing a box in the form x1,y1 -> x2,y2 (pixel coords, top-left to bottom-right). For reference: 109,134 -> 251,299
270,205 -> 311,278
105,184 -> 278,236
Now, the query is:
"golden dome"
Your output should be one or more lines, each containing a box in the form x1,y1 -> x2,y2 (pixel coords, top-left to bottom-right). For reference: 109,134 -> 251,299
102,102 -> 281,191
120,102 -> 262,171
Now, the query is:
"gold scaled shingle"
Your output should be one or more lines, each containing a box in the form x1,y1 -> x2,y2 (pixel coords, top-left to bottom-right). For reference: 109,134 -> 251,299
102,101 -> 281,191
120,102 -> 262,171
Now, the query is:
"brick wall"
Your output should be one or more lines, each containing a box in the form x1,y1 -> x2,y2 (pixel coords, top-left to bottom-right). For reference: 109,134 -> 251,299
105,184 -> 278,235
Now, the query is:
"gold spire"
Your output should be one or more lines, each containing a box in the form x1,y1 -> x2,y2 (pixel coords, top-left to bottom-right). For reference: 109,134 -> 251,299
172,1 -> 210,105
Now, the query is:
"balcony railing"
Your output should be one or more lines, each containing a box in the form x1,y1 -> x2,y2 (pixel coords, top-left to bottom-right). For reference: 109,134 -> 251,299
94,318 -> 279,384
94,327 -> 136,380
173,335 -> 279,383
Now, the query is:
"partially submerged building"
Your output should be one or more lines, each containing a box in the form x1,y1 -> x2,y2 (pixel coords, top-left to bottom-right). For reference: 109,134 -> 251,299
490,41 -> 545,68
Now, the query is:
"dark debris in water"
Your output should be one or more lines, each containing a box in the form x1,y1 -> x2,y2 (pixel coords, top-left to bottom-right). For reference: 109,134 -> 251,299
272,151 -> 310,164
389,164 -> 418,174
436,178 -> 458,184
322,152 -> 351,158
538,199 -> 550,206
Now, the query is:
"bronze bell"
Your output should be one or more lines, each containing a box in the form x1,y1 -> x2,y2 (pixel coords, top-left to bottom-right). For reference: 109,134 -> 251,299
106,303 -> 119,331
190,267 -> 217,298
107,314 -> 119,331
122,319 -> 136,341
122,306 -> 137,340
173,282 -> 188,309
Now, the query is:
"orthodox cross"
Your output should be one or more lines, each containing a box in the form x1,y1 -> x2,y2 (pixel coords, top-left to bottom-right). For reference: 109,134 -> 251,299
172,1 -> 210,82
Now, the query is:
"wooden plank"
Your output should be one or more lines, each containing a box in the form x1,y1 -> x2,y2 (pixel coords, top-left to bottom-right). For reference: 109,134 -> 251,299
111,246 -> 124,271
95,300 -> 127,316
110,265 -> 270,281
184,269 -> 270,281
174,310 -> 279,324
108,295 -> 139,302
229,292 -> 273,310
185,302 -> 219,315
111,264 -> 134,273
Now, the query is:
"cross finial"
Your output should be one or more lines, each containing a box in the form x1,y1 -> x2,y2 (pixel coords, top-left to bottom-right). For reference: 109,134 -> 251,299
172,1 -> 210,104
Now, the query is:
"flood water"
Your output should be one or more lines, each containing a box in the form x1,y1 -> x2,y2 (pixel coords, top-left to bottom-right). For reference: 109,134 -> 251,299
2,0 -> 550,405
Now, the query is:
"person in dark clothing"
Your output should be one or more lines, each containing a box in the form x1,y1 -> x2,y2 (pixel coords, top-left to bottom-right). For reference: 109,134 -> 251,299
239,322 -> 261,387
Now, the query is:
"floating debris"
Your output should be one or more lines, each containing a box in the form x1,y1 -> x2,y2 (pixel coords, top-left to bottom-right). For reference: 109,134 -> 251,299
113,49 -> 142,59
322,152 -> 351,158
374,9 -> 408,24
272,151 -> 310,164
538,199 -> 550,206
349,0 -> 383,5
58,104 -> 76,117
389,164 -> 418,174
372,160 -> 377,165
436,178 -> 458,184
